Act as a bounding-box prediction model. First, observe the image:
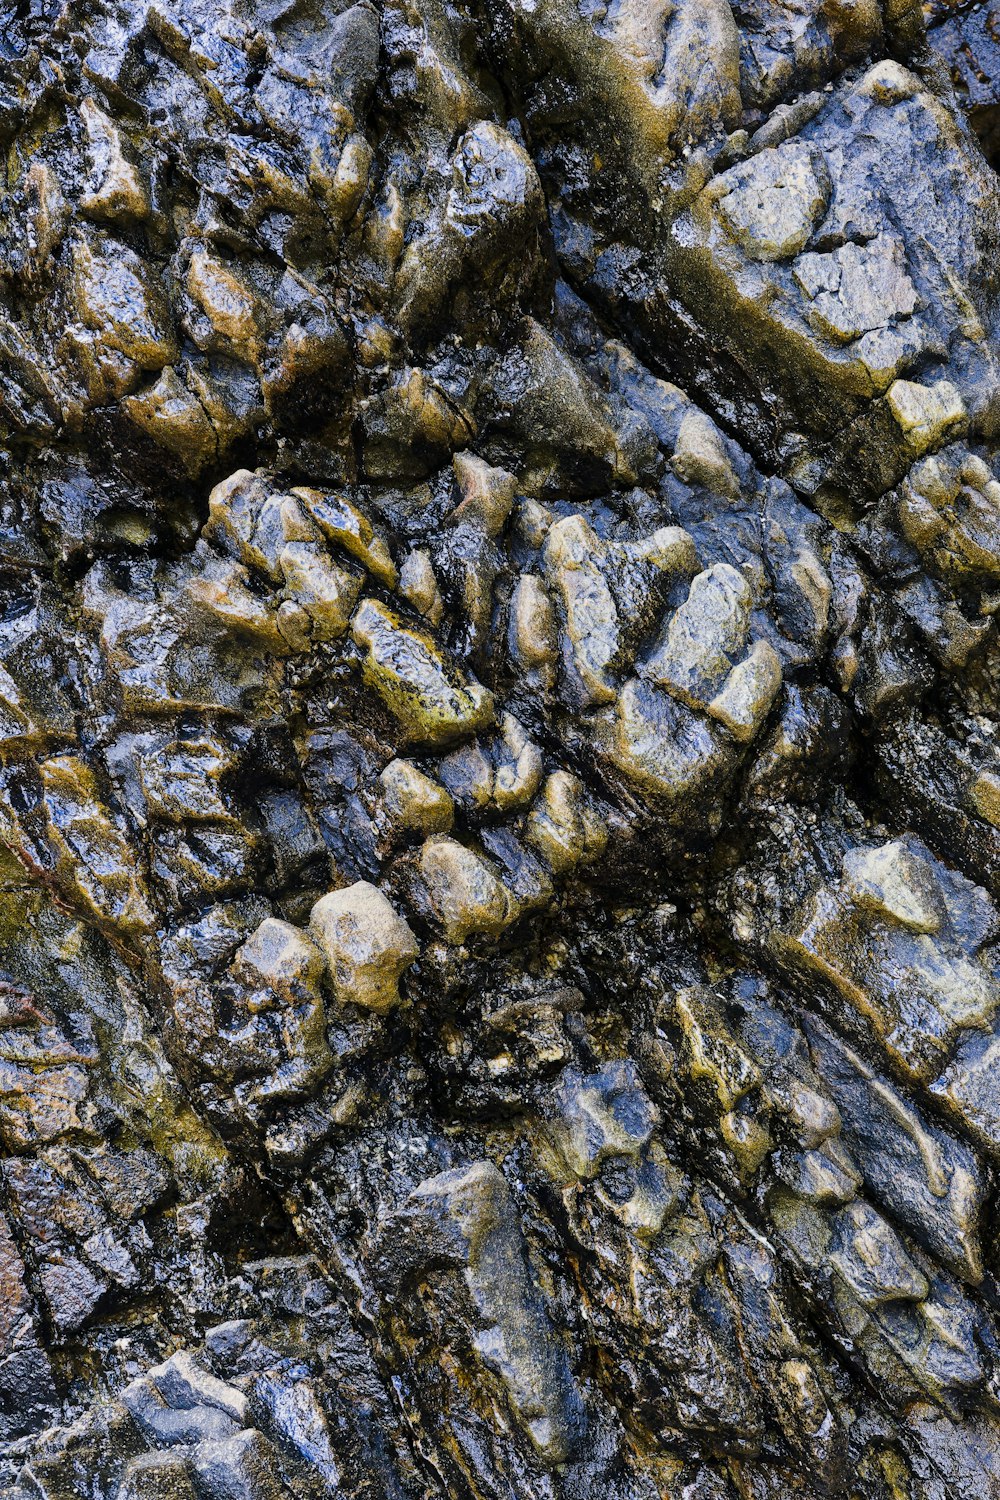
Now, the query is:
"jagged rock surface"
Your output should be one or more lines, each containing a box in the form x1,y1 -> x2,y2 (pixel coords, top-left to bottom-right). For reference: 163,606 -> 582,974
1,1 -> 1000,1497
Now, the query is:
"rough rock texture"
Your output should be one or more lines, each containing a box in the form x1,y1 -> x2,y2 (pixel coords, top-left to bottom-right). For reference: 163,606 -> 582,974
1,1 -> 1000,1496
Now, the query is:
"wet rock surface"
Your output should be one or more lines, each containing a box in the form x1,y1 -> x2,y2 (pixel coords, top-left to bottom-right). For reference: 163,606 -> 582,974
1,1 -> 1000,1496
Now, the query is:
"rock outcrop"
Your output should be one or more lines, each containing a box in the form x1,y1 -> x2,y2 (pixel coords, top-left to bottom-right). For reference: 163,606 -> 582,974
1,3 -> 1000,1498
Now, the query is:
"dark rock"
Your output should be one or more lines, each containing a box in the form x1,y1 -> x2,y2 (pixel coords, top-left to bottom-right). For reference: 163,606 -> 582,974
2,4 -> 1000,1497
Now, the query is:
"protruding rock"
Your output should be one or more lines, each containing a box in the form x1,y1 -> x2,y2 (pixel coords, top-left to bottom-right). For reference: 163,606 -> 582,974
547,1061 -> 659,1180
190,1427 -> 286,1500
646,564 -> 753,707
291,488 -> 397,588
122,366 -> 218,474
829,1200 -> 928,1307
544,515 -> 698,707
277,541 -> 363,645
186,248 -> 262,367
417,836 -> 516,943
775,836 -> 1000,1081
122,1352 -> 246,1446
543,515 -> 622,706
234,918 -> 326,998
610,676 -> 733,805
204,471 -> 287,582
379,759 -> 455,835
795,235 -> 917,346
898,447 -> 1000,585
523,771 -> 608,875
718,142 -> 830,260
120,1452 -> 198,1500
886,379 -> 967,457
508,573 -> 558,676
309,881 -> 418,1012
351,599 -> 495,745
398,549 -> 444,625
809,1021 -> 985,1283
708,639 -> 783,743
388,1161 -> 587,1465
395,121 -> 544,338
39,755 -> 154,938
931,1028 -> 1000,1156
671,409 -> 740,497
842,841 -> 944,934
438,716 -> 543,817
451,452 -> 518,536
185,553 -> 288,653
66,234 -> 177,404
79,98 -> 149,223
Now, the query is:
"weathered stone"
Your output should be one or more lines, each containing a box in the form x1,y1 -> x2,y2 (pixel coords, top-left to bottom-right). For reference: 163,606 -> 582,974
204,472 -> 288,582
544,514 -> 698,707
416,836 -> 516,944
277,541 -> 363,645
676,988 -> 763,1115
186,250 -> 262,368
647,564 -> 752,705
886,379 -> 967,458
397,549 -> 444,626
351,599 -> 495,745
190,1428 -> 286,1500
546,1061 -> 659,1180
609,675 -> 734,805
523,771 -> 608,875
0,1003 -> 93,1151
140,740 -> 235,824
809,1021 -> 985,1283
931,1028 -> 1000,1157
122,367 -> 218,474
309,882 -> 418,1012
671,409 -> 740,498
185,553 -> 288,653
708,639 -> 783,743
387,1161 -> 587,1465
508,573 -> 558,677
66,235 -> 178,404
775,836 -> 1000,1081
542,515 -> 623,707
291,489 -> 397,588
79,98 -> 150,224
829,1200 -> 928,1307
122,1355 -> 243,1447
451,452 -> 517,536
234,917 -> 326,1000
379,759 -> 455,835
39,755 -> 154,939
396,121 -> 544,338
795,235 -> 917,345
716,143 -> 831,261
897,445 -> 1000,585
5,3 -> 1000,1494
120,1452 -> 198,1500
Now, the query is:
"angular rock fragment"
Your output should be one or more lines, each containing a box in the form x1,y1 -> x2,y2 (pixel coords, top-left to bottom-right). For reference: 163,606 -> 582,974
378,1160 -> 587,1465
775,835 -> 1000,1081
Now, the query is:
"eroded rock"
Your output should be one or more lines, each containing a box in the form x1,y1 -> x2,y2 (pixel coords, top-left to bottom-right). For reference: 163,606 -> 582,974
3,3 -> 1000,1497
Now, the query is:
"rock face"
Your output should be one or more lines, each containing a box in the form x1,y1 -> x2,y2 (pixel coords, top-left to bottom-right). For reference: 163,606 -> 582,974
2,2 -> 1000,1498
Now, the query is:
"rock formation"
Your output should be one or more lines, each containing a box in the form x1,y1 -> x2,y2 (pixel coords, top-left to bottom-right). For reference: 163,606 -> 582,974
1,1 -> 1000,1495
